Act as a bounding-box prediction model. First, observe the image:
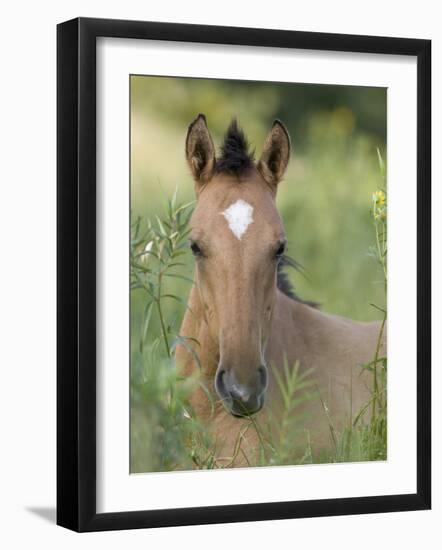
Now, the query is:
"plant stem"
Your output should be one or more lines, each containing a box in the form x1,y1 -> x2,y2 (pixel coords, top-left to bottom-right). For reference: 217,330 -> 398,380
156,270 -> 171,358
371,312 -> 386,421
374,216 -> 387,283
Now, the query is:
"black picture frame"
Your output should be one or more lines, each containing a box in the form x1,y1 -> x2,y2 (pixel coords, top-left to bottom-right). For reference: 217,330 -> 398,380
57,17 -> 431,532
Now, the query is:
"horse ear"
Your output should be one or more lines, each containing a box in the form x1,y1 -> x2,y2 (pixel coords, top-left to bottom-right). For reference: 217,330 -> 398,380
257,120 -> 291,190
185,114 -> 216,191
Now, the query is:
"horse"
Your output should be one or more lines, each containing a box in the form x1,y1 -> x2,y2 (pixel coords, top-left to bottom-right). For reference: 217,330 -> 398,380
176,114 -> 386,467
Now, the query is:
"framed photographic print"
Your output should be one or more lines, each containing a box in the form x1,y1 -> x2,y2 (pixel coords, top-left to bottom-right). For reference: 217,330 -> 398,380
57,17 -> 431,531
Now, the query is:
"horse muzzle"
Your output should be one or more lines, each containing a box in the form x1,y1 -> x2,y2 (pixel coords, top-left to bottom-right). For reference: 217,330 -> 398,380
215,364 -> 268,417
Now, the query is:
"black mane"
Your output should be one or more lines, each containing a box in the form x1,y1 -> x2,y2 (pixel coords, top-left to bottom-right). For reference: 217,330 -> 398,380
215,119 -> 255,176
277,256 -> 318,307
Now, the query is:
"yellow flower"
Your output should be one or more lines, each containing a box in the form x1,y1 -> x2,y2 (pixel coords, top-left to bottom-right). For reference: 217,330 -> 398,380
372,190 -> 386,206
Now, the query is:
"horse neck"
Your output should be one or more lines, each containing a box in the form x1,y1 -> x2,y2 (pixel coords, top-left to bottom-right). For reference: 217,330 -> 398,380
268,288 -> 383,373
267,290 -> 320,368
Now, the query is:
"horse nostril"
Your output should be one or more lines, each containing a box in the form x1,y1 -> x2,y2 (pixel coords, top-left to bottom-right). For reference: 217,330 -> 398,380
258,365 -> 268,391
215,367 -> 227,397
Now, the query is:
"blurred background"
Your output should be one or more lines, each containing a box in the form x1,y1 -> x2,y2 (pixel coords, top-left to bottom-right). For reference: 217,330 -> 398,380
131,75 -> 386,326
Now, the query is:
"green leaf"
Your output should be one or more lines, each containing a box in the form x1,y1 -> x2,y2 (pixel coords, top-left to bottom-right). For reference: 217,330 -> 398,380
155,216 -> 167,236
171,334 -> 202,371
171,186 -> 178,211
171,249 -> 188,259
163,273 -> 195,284
376,148 -> 386,179
161,294 -> 185,304
175,200 -> 195,215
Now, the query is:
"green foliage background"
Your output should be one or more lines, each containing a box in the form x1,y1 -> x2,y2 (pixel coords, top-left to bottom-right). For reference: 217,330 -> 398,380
130,76 -> 387,472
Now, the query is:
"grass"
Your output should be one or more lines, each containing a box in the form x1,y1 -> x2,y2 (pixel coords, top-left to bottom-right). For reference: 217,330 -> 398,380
130,156 -> 387,472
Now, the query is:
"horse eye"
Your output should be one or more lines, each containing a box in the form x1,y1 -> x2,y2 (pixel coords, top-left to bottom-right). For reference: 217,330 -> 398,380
275,242 -> 286,259
190,241 -> 203,257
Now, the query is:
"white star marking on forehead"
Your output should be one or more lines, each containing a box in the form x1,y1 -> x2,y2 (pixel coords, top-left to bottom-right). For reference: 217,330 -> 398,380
221,199 -> 254,240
